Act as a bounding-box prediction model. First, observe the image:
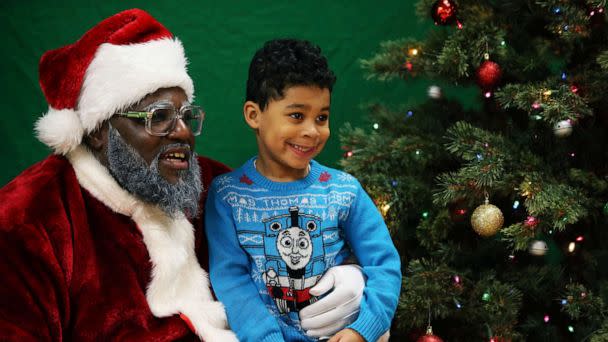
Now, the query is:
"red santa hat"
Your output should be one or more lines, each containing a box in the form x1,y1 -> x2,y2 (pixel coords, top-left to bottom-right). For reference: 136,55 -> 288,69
36,9 -> 194,155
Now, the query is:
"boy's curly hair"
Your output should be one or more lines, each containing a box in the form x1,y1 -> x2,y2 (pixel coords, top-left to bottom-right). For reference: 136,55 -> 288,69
246,39 -> 336,110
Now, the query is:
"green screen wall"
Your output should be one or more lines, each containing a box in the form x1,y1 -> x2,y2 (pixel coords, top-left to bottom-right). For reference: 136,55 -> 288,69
0,0 -> 430,186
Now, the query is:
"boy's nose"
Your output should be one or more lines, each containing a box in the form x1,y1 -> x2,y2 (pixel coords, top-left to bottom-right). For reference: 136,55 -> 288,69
301,122 -> 320,138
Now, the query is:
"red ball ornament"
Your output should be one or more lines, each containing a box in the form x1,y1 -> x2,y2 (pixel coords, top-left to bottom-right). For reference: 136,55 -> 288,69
417,333 -> 444,342
476,60 -> 502,90
431,0 -> 458,25
490,337 -> 512,342
417,326 -> 444,342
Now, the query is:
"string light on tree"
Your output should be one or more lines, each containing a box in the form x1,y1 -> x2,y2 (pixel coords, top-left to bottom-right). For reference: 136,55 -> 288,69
570,84 -> 579,94
589,6 -> 604,17
524,216 -> 540,228
404,60 -> 414,72
449,199 -> 468,222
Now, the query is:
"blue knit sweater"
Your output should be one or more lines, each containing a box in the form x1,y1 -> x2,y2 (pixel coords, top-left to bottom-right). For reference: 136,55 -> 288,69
205,157 -> 401,342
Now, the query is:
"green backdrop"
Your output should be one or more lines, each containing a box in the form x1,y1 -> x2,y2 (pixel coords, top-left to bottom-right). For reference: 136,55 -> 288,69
0,0 -> 431,186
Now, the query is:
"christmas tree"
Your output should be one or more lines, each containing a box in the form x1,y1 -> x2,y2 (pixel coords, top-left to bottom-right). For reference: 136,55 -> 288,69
340,0 -> 608,340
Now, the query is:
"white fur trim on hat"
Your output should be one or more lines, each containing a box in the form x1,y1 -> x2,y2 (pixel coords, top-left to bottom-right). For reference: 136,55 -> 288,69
35,108 -> 84,155
78,38 -> 194,134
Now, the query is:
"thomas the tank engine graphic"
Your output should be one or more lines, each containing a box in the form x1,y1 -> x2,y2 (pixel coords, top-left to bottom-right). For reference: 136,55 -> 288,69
262,206 -> 326,314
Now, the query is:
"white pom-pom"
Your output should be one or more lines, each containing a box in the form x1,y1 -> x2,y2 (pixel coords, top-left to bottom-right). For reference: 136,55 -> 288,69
35,108 -> 84,155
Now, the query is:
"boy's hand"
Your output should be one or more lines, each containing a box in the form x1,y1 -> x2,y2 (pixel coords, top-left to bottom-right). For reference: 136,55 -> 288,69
327,328 -> 365,342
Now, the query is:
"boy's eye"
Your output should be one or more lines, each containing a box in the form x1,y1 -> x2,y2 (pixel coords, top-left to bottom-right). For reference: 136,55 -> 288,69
317,114 -> 329,122
289,113 -> 303,120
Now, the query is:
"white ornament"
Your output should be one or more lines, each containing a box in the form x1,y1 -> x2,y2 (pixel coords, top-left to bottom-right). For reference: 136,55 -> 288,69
528,240 -> 548,256
427,85 -> 442,99
553,120 -> 573,138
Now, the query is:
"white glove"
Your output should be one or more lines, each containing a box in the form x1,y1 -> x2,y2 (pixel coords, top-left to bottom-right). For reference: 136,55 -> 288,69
299,265 -> 364,338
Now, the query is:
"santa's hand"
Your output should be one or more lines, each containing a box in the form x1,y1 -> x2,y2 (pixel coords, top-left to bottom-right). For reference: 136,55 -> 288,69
299,265 -> 364,338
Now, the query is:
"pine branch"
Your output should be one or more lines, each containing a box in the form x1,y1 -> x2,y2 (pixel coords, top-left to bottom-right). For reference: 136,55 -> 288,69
496,83 -> 593,124
598,50 -> 608,71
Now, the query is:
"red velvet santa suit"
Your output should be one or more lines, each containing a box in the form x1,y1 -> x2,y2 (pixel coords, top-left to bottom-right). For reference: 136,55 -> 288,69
0,146 -> 234,341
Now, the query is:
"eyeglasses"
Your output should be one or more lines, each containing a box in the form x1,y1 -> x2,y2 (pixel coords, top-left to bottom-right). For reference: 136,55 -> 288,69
116,102 -> 205,136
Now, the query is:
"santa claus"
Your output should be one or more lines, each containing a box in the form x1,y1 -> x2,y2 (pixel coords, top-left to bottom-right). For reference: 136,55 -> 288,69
0,9 -> 364,341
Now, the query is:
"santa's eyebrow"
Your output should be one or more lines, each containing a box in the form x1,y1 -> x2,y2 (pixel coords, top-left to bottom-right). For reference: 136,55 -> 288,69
282,231 -> 291,236
299,231 -> 306,236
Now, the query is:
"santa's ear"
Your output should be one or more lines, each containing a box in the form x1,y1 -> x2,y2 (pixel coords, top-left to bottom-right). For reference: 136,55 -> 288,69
243,101 -> 262,129
84,121 -> 109,151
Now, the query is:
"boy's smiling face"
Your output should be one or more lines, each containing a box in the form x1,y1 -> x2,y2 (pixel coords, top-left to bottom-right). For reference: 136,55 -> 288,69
244,85 -> 330,182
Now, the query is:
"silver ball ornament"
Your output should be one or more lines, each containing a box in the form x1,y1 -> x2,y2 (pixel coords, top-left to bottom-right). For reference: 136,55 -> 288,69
553,120 -> 573,138
528,240 -> 548,256
427,85 -> 443,99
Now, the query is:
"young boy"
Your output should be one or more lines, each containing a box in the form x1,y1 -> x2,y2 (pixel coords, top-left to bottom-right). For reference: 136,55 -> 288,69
205,39 -> 401,342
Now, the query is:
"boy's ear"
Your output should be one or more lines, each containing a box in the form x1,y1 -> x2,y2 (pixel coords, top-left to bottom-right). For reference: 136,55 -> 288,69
243,101 -> 262,129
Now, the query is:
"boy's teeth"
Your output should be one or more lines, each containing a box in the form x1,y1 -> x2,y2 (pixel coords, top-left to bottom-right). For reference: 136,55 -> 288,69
291,144 -> 311,152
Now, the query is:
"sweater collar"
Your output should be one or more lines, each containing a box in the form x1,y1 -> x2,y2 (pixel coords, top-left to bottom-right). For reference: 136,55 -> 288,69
244,156 -> 322,191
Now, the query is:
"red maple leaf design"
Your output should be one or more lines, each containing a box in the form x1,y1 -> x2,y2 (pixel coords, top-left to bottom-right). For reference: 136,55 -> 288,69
319,171 -> 331,182
239,174 -> 253,185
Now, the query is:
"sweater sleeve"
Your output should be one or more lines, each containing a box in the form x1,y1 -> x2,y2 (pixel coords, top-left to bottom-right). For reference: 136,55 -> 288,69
343,181 -> 402,342
204,181 -> 285,342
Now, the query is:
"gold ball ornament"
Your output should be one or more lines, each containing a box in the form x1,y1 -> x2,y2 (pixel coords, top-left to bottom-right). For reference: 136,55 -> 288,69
470,200 -> 504,237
